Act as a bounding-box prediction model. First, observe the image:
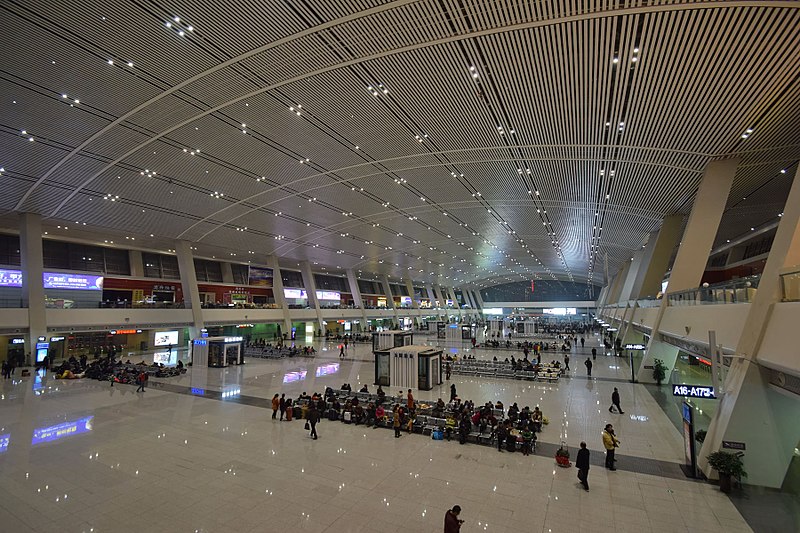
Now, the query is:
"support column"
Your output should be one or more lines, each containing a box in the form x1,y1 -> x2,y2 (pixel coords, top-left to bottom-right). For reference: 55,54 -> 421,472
20,213 -> 46,362
698,163 -> 800,487
630,215 -> 682,299
425,284 -> 440,320
221,262 -> 234,284
175,241 -> 204,339
129,250 -> 144,277
267,255 -> 293,340
347,269 -> 369,333
473,289 -> 485,310
405,279 -> 420,327
381,275 -> 400,327
619,249 -> 646,302
462,287 -> 476,318
637,158 -> 739,382
607,262 -> 631,305
300,261 -> 325,335
448,287 -> 463,321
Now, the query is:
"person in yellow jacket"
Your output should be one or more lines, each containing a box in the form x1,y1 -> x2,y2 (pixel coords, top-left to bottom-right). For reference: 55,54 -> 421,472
602,424 -> 620,470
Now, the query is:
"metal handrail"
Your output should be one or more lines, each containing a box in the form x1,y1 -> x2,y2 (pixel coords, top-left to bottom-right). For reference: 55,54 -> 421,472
667,276 -> 760,306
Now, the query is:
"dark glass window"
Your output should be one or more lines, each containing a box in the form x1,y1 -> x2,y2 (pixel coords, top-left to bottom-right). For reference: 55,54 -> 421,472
390,284 -> 408,296
142,253 -> 180,279
281,270 -> 304,288
358,280 -> 379,294
315,274 -> 348,292
0,234 -> 21,266
232,264 -> 249,285
194,259 -> 223,282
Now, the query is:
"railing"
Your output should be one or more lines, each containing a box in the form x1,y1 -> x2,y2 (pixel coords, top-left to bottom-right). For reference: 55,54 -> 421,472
636,298 -> 662,308
667,276 -> 760,306
780,267 -> 800,302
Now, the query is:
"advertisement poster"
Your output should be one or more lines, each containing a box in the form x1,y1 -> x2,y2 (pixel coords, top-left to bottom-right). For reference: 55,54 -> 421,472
0,269 -> 23,287
154,331 -> 179,346
248,266 -> 273,287
43,272 -> 104,290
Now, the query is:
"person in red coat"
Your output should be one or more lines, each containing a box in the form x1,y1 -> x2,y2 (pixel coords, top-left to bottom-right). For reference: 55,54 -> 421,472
444,505 -> 463,532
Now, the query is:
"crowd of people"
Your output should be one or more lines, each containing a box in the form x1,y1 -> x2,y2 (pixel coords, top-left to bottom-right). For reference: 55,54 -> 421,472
269,382 -> 551,456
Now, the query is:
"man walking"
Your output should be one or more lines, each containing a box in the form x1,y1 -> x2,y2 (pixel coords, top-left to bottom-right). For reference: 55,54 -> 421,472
603,424 -> 620,470
575,442 -> 590,491
609,387 -> 624,414
564,354 -> 570,371
580,337 -> 585,349
591,347 -> 597,360
271,393 -> 280,419
444,505 -> 464,533
279,393 -> 287,421
308,405 -> 319,440
584,357 -> 593,377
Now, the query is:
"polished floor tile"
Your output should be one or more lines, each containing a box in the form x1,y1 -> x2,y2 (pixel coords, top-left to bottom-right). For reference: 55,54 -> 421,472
0,334 -> 752,532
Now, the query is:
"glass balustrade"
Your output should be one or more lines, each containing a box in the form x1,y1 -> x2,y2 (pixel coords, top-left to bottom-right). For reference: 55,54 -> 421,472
780,268 -> 800,302
667,276 -> 760,306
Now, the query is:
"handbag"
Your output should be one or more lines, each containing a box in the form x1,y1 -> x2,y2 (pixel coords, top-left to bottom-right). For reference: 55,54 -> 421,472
304,421 -> 310,430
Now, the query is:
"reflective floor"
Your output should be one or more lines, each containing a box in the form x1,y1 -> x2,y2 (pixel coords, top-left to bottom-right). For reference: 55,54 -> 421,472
0,334 -> 753,532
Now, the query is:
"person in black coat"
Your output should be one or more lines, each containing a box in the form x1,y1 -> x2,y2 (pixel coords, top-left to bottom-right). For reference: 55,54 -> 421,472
576,441 -> 590,491
609,387 -> 624,414
308,406 -> 319,440
279,393 -> 286,421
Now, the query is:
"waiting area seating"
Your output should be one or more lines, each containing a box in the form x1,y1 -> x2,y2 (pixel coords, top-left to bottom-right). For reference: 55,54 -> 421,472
450,360 -> 561,383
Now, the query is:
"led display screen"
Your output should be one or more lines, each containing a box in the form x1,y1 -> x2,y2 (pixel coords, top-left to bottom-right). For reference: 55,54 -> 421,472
154,331 -> 178,346
0,269 -> 22,287
43,272 -> 104,290
284,288 -> 307,299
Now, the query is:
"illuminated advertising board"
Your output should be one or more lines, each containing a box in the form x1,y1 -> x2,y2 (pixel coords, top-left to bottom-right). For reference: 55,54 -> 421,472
284,288 -> 307,299
0,269 -> 22,287
154,331 -> 179,346
31,416 -> 93,445
43,272 -> 103,290
0,434 -> 9,453
317,291 -> 341,301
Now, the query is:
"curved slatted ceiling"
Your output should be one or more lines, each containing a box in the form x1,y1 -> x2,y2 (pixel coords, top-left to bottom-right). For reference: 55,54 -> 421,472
0,0 -> 799,289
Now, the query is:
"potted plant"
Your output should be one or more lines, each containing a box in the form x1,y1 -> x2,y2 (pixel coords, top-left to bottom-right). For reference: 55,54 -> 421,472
695,429 -> 707,443
555,443 -> 571,467
707,451 -> 747,493
652,358 -> 668,386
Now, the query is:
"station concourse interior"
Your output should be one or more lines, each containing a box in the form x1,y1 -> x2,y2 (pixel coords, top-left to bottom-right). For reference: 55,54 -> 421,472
1,1 -> 800,532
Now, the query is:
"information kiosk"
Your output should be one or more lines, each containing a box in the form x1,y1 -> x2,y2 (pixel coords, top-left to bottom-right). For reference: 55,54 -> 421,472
373,345 -> 443,390
372,330 -> 414,351
191,336 -> 244,367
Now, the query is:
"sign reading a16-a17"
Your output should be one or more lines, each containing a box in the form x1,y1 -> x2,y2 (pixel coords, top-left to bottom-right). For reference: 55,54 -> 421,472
673,385 -> 716,398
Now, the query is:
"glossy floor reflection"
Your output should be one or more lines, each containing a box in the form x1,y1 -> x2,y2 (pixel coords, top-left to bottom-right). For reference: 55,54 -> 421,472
0,335 -> 752,532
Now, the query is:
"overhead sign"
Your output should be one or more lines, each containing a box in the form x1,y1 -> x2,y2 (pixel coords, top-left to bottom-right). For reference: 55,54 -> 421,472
43,272 -> 103,290
673,385 -> 716,398
110,329 -> 142,335
722,440 -> 746,451
11,338 -> 24,344
624,344 -> 647,350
